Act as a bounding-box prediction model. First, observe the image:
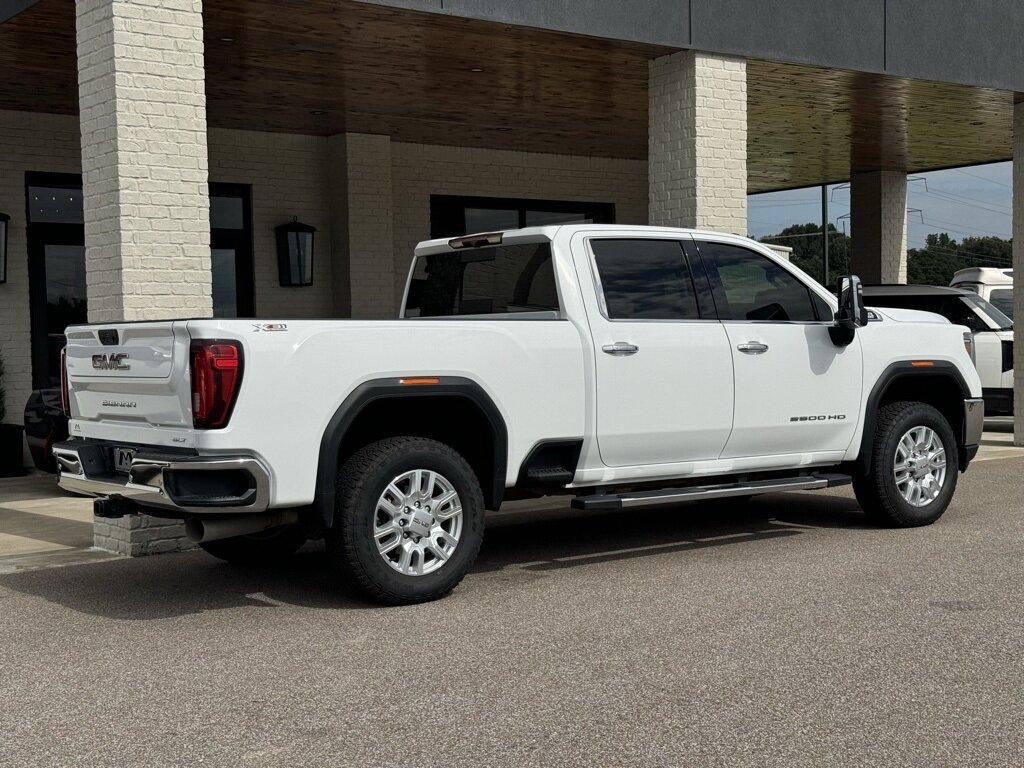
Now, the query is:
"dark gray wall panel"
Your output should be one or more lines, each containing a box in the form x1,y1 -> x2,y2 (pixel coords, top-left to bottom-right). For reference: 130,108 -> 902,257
356,0 -> 690,47
690,0 -> 884,72
886,0 -> 1024,91
358,0 -> 1024,91
0,0 -> 39,24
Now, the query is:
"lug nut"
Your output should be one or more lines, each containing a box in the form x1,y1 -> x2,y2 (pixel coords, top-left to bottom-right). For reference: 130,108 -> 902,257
399,519 -> 407,527
415,501 -> 421,508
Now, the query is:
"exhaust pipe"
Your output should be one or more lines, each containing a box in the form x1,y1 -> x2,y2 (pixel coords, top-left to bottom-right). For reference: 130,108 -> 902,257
185,510 -> 300,544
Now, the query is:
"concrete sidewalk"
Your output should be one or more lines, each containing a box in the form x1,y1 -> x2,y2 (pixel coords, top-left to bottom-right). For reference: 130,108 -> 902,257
2,419 -> 1023,573
0,473 -> 119,574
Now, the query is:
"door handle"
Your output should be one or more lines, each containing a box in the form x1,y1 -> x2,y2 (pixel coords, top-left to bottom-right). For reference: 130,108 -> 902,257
602,342 -> 639,356
737,341 -> 769,355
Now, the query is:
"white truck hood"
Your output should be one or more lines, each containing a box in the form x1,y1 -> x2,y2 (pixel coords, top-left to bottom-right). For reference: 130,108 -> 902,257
867,307 -> 952,325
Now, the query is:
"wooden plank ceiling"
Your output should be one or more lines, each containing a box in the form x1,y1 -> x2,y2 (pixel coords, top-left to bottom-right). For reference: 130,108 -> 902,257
0,0 -> 1015,192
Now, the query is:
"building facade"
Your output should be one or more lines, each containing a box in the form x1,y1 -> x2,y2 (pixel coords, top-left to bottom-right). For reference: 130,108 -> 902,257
1,1 -> 1023,548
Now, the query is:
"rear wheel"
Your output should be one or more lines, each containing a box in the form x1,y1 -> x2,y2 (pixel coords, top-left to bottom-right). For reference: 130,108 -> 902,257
327,436 -> 485,605
198,524 -> 308,564
853,401 -> 959,527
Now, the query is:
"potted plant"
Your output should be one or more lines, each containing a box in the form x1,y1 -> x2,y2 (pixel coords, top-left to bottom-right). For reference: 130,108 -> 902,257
0,348 -> 27,477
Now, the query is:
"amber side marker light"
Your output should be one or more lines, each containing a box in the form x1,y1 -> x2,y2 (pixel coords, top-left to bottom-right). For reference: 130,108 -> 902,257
400,377 -> 441,386
910,360 -> 935,368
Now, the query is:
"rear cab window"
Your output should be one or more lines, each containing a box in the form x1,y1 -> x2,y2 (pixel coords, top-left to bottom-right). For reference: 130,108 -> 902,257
589,239 -> 702,320
404,242 -> 559,318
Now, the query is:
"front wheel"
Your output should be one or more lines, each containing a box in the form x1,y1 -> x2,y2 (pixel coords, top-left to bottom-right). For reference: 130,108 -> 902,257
853,401 -> 959,527
327,437 -> 485,605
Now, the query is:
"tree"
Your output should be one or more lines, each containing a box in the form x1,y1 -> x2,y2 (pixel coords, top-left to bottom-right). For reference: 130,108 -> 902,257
907,232 -> 1011,286
758,223 -> 850,286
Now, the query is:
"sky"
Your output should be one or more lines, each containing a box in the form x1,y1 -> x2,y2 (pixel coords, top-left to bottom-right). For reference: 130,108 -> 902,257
747,161 -> 1013,249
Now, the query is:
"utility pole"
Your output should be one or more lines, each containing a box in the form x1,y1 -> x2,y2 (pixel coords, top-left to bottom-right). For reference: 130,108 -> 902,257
821,184 -> 830,286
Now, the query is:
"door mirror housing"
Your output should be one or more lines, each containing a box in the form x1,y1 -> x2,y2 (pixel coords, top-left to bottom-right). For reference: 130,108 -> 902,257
830,275 -> 867,346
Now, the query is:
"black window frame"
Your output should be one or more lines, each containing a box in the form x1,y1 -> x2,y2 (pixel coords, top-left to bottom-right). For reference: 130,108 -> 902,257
430,194 -> 615,239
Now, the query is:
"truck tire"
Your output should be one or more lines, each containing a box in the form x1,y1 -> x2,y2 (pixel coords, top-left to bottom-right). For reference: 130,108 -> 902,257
198,525 -> 308,564
327,436 -> 485,605
853,401 -> 959,527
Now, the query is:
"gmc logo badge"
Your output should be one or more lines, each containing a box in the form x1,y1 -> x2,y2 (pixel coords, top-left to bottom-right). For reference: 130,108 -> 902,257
92,353 -> 130,371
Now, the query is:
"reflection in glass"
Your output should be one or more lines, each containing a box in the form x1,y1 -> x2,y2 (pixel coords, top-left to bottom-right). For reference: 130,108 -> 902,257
465,208 -> 518,233
591,239 -> 700,320
44,244 -> 87,386
212,248 -> 238,317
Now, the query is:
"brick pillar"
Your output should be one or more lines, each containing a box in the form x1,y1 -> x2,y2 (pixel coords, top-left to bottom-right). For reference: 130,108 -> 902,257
850,170 -> 908,284
76,0 -> 210,555
1013,101 -> 1024,446
649,50 -> 747,233
344,134 -> 395,319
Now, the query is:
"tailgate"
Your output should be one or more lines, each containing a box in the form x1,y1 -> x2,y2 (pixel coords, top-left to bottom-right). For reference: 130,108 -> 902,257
65,322 -> 193,429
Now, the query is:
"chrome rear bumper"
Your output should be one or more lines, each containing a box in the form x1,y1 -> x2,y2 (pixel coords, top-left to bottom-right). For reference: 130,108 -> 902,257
53,439 -> 271,516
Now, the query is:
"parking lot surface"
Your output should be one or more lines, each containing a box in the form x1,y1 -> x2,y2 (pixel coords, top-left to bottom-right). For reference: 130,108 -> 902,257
2,456 -> 1023,767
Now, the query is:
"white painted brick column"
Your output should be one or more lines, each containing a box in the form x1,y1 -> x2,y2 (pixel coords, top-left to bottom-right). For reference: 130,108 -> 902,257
76,0 -> 211,556
1013,100 -> 1024,446
649,51 -> 747,233
850,170 -> 908,284
344,134 -> 395,319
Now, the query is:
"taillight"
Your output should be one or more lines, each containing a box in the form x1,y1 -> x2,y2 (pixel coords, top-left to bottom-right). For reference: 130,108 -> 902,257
60,347 -> 71,418
190,340 -> 243,429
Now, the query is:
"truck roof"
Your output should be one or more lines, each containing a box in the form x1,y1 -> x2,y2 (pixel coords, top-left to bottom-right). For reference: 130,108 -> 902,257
414,224 -> 754,255
862,284 -> 973,297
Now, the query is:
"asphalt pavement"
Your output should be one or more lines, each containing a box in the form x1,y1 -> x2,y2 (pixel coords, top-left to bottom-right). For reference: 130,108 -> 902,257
1,457 -> 1023,767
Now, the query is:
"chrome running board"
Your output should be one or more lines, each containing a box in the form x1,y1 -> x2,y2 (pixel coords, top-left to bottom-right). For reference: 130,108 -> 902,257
571,474 -> 851,511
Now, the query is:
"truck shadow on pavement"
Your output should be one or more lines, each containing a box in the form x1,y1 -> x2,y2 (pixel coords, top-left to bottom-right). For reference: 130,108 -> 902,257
0,491 -> 866,620
474,490 -> 867,573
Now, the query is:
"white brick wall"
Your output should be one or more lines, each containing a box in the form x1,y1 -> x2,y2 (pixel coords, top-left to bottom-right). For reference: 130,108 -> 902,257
76,0 -> 212,323
391,142 -> 648,311
208,129 -> 335,317
649,51 -> 747,233
347,134 -> 396,319
0,110 -> 82,427
850,170 -> 908,284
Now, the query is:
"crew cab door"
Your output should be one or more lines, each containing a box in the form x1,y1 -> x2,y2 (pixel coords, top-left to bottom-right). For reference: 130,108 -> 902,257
573,234 -> 734,467
692,238 -> 862,459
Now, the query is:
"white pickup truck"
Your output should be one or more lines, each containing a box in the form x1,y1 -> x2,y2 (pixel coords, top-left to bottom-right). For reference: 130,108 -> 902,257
55,225 -> 984,604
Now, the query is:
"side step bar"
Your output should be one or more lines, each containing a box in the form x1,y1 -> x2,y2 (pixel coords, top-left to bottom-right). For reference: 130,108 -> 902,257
572,473 -> 852,512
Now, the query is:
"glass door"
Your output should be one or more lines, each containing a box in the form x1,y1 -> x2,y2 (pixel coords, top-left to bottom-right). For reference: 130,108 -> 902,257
209,183 -> 254,318
26,173 -> 86,389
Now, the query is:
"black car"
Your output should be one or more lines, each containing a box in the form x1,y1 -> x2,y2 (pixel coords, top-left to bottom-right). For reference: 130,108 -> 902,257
23,388 -> 68,473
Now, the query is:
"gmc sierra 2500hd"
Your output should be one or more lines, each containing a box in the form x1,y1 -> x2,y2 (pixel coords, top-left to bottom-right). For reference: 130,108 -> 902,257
54,225 -> 984,604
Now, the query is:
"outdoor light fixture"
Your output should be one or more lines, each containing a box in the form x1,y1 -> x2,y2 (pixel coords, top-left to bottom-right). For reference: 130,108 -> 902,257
0,212 -> 8,284
275,218 -> 316,287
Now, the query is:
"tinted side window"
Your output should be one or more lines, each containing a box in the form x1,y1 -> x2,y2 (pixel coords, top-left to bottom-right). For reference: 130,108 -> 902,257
697,242 -> 817,322
590,239 -> 701,320
989,289 -> 1013,320
405,243 -> 558,317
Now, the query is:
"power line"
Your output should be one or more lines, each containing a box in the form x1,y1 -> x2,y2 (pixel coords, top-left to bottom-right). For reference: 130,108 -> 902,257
953,167 -> 1012,190
908,187 -> 1011,217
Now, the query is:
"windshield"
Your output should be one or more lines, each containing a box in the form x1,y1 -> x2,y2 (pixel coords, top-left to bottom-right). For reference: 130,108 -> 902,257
987,289 -> 1013,321
963,292 -> 1012,329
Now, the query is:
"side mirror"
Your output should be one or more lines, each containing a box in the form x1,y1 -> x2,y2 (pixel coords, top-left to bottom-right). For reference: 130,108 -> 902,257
830,275 -> 866,346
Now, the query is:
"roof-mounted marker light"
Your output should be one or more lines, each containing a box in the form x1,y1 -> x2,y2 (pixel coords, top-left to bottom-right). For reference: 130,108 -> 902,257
448,232 -> 503,249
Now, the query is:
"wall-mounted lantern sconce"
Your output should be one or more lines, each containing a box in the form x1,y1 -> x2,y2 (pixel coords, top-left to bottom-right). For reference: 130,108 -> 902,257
275,218 -> 316,287
0,212 -> 9,284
